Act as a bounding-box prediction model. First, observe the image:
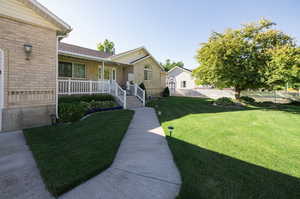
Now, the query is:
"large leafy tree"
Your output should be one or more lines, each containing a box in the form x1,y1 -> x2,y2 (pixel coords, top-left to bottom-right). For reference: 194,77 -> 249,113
97,39 -> 115,54
161,59 -> 184,71
193,19 -> 300,98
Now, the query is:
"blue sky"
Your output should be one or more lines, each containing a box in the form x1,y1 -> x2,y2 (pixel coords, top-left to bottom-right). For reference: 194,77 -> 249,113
39,0 -> 300,69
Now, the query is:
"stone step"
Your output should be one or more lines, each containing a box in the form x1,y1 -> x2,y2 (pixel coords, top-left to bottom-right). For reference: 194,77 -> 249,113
126,96 -> 143,109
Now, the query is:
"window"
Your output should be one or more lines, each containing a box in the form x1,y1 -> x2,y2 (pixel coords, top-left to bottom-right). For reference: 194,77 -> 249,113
112,68 -> 116,81
59,61 -> 86,78
181,81 -> 187,88
98,65 -> 102,80
73,63 -> 86,78
59,62 -> 72,77
144,65 -> 152,80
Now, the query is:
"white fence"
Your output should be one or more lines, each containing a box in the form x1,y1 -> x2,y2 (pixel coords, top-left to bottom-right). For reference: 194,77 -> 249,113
58,79 -> 127,108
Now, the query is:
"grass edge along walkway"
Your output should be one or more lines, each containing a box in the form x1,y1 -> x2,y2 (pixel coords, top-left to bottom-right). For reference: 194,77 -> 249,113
24,110 -> 134,196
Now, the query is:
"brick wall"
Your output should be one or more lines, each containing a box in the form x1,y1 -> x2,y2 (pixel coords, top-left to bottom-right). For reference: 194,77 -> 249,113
0,17 -> 57,131
0,17 -> 57,108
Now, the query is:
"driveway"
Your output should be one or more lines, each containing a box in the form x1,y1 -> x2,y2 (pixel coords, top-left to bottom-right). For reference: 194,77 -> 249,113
0,131 -> 53,199
173,88 -> 235,99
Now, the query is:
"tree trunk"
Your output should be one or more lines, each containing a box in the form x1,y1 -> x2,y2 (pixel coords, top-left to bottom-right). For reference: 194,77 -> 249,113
235,88 -> 241,99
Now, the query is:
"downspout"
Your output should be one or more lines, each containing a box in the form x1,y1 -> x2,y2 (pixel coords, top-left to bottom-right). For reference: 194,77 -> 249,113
56,35 -> 65,118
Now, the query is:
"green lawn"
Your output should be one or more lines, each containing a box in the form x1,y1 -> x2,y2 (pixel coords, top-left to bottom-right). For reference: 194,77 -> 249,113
148,97 -> 300,199
24,110 -> 134,196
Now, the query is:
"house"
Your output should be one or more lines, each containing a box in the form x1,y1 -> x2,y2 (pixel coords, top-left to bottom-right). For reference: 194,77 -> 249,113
0,0 -> 166,132
167,66 -> 196,94
58,43 -> 166,97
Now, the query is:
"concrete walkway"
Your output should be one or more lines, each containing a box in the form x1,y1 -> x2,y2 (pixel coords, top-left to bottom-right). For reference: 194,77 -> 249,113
60,107 -> 181,199
0,131 -> 54,199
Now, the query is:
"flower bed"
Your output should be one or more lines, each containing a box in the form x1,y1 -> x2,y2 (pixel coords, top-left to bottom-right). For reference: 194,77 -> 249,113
58,94 -> 121,122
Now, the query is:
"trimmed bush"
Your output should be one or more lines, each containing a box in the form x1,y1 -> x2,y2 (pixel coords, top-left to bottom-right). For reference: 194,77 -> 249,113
88,100 -> 117,109
58,103 -> 86,122
240,96 -> 256,104
215,97 -> 235,106
162,87 -> 170,97
59,94 -> 114,104
59,100 -> 118,123
139,82 -> 147,98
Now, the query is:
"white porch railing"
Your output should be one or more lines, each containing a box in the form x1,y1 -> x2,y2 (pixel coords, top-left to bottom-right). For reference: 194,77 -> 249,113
126,82 -> 145,106
58,79 -> 127,109
136,85 -> 145,106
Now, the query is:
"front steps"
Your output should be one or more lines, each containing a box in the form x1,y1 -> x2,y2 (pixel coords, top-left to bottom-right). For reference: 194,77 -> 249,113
126,96 -> 143,109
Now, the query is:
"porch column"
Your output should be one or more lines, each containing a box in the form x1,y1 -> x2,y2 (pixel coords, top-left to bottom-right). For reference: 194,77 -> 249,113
102,62 -> 105,93
102,62 -> 105,80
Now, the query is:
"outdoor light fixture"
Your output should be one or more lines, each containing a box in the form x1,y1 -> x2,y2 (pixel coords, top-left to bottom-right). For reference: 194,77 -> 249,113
168,126 -> 174,137
24,44 -> 32,60
158,111 -> 162,116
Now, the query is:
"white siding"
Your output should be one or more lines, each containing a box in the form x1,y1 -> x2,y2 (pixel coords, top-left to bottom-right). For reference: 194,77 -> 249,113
167,67 -> 195,89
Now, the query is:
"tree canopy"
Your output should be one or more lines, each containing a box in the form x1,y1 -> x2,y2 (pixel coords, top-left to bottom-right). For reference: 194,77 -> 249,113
161,59 -> 184,71
193,19 -> 300,98
97,39 -> 115,54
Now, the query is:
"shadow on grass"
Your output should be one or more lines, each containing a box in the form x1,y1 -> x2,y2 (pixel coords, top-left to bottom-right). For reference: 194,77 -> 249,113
167,136 -> 300,199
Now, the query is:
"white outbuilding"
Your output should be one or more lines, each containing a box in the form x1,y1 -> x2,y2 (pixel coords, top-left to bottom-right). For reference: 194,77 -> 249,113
167,66 -> 196,93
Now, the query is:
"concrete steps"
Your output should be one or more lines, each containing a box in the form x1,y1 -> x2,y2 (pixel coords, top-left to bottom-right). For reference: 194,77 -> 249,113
126,96 -> 143,109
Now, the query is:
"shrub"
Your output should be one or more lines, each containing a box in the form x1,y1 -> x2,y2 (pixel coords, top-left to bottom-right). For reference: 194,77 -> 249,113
162,87 -> 170,97
215,97 -> 235,106
88,100 -> 117,109
139,82 -> 147,98
58,103 -> 86,123
240,96 -> 256,104
59,94 -> 114,104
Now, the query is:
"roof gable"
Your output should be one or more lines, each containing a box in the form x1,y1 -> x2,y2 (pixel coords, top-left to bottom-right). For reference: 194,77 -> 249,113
168,66 -> 192,74
110,46 -> 164,71
0,0 -> 71,34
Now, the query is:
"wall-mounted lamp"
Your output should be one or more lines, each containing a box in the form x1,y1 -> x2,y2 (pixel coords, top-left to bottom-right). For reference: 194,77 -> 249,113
24,44 -> 32,60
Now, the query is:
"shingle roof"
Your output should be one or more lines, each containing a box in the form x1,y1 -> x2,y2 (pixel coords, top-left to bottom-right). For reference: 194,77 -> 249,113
58,42 -> 113,58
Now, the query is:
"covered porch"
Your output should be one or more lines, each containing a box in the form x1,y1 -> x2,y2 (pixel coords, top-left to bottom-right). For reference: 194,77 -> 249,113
57,50 -> 145,108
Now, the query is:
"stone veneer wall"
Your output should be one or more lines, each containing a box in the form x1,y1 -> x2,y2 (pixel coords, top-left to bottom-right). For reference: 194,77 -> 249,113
0,17 -> 57,131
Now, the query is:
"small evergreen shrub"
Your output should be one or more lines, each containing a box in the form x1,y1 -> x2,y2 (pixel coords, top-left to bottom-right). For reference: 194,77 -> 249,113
162,87 -> 170,97
240,96 -> 256,104
58,103 -> 86,122
139,82 -> 147,98
215,97 -> 235,106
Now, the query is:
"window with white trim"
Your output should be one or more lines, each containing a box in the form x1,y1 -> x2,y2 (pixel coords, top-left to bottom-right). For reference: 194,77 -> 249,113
181,81 -> 187,88
98,65 -> 102,80
144,65 -> 152,80
59,61 -> 86,78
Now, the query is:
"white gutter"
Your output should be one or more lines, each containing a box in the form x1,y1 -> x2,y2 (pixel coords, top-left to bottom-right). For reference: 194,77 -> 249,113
58,50 -> 109,62
58,50 -> 133,66
130,55 -> 151,64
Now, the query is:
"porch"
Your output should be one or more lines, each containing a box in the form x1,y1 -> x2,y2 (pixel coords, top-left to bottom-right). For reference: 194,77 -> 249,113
57,79 -> 145,109
57,46 -> 145,108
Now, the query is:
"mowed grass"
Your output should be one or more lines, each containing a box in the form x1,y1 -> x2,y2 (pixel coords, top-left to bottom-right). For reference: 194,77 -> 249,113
24,110 -> 134,196
148,97 -> 300,199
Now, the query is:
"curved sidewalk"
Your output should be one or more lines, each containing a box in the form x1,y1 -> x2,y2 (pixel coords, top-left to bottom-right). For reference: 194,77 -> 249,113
60,107 -> 181,199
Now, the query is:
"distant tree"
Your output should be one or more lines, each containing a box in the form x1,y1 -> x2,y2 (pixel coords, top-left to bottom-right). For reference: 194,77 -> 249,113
193,19 -> 300,99
97,39 -> 115,54
161,59 -> 184,71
